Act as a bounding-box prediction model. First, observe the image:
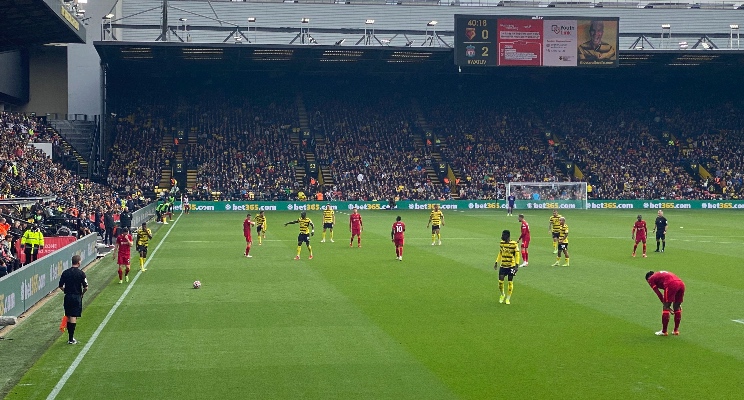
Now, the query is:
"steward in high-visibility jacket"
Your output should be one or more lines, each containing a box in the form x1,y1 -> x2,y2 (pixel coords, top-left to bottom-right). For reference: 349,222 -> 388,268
21,225 -> 45,265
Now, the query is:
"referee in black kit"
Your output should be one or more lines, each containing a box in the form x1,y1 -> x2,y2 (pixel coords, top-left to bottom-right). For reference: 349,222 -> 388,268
58,255 -> 88,344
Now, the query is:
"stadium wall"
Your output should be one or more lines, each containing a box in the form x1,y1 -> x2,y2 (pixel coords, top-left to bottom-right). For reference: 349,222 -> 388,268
0,50 -> 29,105
21,46 -> 68,116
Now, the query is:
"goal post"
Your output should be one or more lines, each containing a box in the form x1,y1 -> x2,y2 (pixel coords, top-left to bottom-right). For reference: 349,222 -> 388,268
506,182 -> 588,210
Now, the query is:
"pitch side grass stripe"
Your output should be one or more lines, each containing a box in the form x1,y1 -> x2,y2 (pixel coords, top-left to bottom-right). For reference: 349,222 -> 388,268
46,214 -> 182,400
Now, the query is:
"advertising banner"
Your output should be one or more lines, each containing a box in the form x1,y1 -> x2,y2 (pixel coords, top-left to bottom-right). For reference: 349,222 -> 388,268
175,200 -> 744,212
0,233 -> 97,319
543,20 -> 578,67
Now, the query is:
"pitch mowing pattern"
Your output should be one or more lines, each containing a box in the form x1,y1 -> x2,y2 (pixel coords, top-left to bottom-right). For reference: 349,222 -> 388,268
5,210 -> 744,399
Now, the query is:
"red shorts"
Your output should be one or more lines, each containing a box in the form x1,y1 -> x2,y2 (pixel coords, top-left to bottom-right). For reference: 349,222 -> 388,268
663,281 -> 685,304
351,229 -> 361,236
394,238 -> 404,247
635,236 -> 647,243
521,238 -> 530,249
245,235 -> 252,243
117,254 -> 130,266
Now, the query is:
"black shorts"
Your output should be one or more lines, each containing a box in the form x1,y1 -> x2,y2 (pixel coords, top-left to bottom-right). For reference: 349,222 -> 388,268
323,223 -> 334,230
508,203 -> 515,209
257,225 -> 264,234
64,294 -> 83,317
297,234 -> 310,245
431,225 -> 440,233
499,266 -> 518,278
656,232 -> 666,241
558,243 -> 568,252
137,244 -> 148,254
552,232 -> 560,239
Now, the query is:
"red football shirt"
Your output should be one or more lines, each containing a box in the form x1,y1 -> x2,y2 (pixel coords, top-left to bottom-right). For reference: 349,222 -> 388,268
116,234 -> 132,256
243,218 -> 252,237
519,220 -> 530,241
633,220 -> 647,237
350,214 -> 362,229
647,271 -> 683,290
392,221 -> 405,240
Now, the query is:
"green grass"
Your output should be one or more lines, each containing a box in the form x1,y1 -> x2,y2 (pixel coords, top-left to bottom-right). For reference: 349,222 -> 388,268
3,209 -> 744,399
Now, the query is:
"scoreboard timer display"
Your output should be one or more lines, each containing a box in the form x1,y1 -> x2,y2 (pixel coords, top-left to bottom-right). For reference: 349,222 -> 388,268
455,15 -> 619,68
454,16 -> 498,67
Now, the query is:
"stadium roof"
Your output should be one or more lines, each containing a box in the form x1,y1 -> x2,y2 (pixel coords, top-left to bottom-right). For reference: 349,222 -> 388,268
0,0 -> 86,52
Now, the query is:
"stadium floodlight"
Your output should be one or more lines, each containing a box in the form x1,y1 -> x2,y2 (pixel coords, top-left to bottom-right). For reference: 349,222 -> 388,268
427,20 -> 438,26
301,18 -> 310,24
334,39 -> 345,45
103,13 -> 114,19
731,24 -> 740,30
661,24 -> 671,29
366,19 -> 375,25
248,17 -> 256,23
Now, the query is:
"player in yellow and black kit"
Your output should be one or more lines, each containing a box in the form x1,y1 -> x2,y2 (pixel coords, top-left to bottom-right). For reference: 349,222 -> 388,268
136,222 -> 153,272
321,204 -> 335,243
548,209 -> 562,254
552,217 -> 570,267
427,204 -> 444,245
495,229 -> 521,305
284,211 -> 314,260
254,211 -> 267,245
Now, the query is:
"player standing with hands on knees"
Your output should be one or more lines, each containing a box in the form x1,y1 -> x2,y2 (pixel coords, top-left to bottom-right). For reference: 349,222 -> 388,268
653,210 -> 667,252
645,270 -> 685,336
632,214 -> 648,258
391,216 -> 405,261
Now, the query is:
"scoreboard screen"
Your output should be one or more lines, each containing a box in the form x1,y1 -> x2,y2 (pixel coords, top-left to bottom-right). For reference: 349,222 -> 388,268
455,15 -> 619,68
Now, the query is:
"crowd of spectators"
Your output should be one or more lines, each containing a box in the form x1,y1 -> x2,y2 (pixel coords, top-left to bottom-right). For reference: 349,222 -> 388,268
309,91 -> 448,201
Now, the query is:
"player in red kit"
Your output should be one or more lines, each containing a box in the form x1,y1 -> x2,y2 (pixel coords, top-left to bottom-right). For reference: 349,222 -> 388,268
391,216 -> 405,261
517,214 -> 530,267
243,213 -> 256,258
645,270 -> 685,336
349,208 -> 363,247
632,214 -> 648,258
113,228 -> 133,284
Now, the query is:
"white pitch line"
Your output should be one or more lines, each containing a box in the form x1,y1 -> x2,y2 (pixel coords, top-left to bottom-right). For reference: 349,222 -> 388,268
47,214 -> 182,400
733,319 -> 744,325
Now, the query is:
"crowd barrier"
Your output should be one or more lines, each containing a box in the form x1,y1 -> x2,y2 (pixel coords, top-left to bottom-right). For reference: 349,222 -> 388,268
173,200 -> 744,211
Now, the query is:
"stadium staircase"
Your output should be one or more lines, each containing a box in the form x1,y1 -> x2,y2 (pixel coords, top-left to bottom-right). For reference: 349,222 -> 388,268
411,100 -> 459,198
158,132 -> 173,189
295,94 -> 319,187
186,128 -> 198,189
47,119 -> 95,178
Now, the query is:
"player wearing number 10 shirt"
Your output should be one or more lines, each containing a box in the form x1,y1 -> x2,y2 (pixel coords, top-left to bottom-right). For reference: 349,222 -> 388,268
391,216 -> 406,261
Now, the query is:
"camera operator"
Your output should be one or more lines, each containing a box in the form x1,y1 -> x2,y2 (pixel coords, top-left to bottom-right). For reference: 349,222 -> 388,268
21,224 -> 44,266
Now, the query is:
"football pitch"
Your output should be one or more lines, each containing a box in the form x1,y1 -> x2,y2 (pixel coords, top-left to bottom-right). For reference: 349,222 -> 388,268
3,209 -> 744,399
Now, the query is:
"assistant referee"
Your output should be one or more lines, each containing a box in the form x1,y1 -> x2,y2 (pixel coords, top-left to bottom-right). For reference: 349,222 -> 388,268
58,255 -> 88,344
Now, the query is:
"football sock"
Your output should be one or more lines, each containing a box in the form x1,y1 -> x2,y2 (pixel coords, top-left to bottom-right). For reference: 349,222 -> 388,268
431,234 -> 436,243
661,310 -> 671,332
564,258 -> 570,266
296,246 -> 301,256
642,244 -> 647,253
322,232 -> 326,240
330,231 -> 333,240
507,281 -> 514,299
245,245 -> 251,255
139,258 -> 144,268
553,241 -> 557,251
258,236 -> 262,244
68,322 -> 76,341
399,247 -> 403,256
674,309 -> 682,331
125,267 -> 130,276
308,245 -> 312,256
656,241 -> 660,251
118,268 -> 123,280
662,241 -> 666,250
633,243 -> 638,252
556,256 -> 560,263
437,233 -> 441,241
498,280 -> 504,295
522,250 -> 528,262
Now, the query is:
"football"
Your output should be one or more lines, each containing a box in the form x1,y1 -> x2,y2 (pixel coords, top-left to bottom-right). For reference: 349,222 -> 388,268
193,280 -> 201,289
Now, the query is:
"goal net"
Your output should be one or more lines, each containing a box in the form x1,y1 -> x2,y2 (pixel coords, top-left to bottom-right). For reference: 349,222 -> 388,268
506,182 -> 588,209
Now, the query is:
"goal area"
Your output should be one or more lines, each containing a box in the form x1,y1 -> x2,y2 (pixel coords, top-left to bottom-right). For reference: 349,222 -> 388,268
506,182 -> 588,209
